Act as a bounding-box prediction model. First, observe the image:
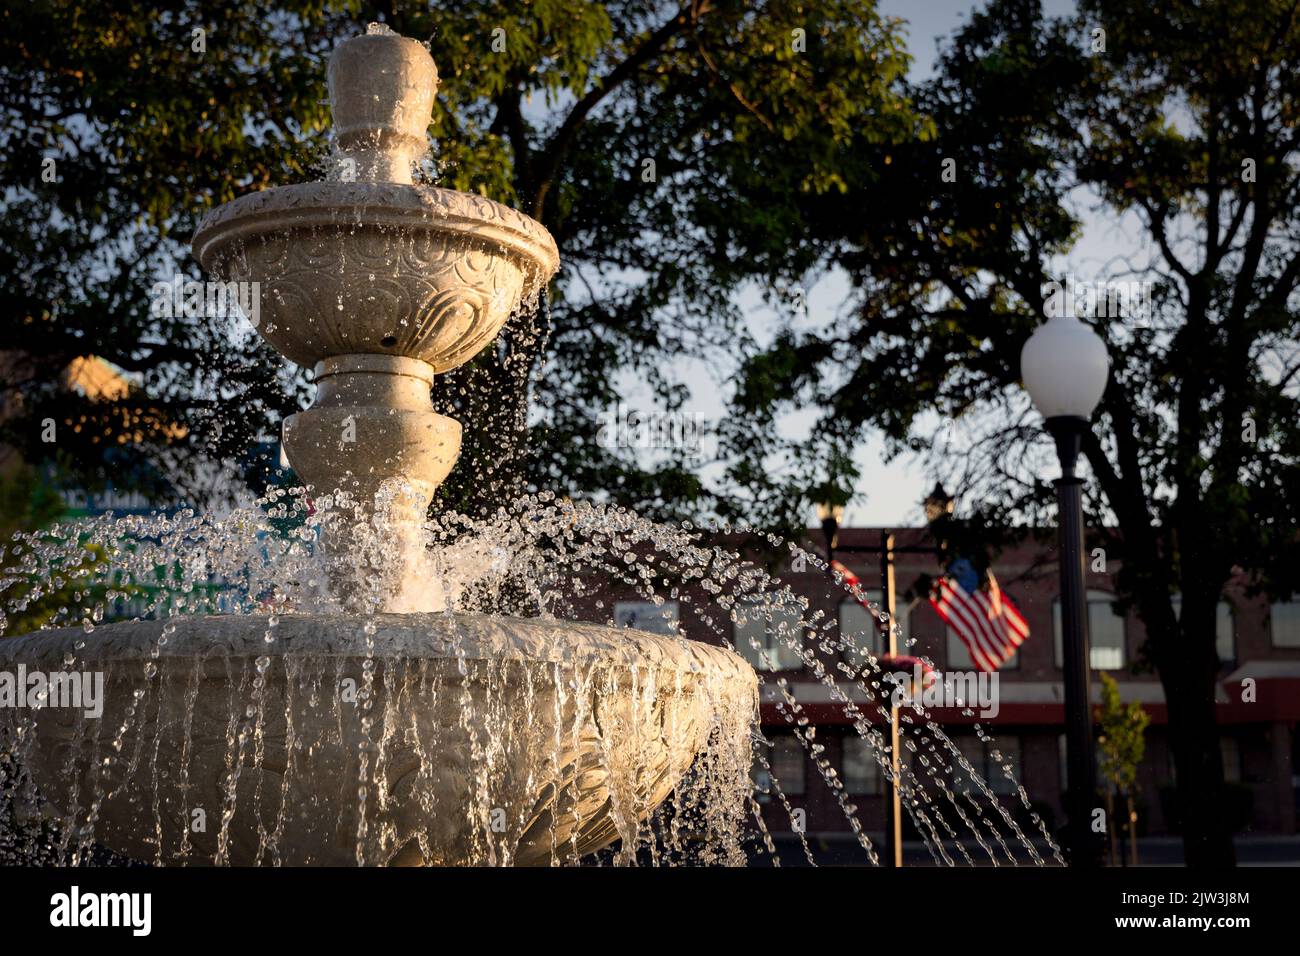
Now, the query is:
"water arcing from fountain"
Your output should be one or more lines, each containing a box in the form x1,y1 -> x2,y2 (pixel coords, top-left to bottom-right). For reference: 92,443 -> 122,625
0,25 -> 1062,867
0,491 -> 1061,866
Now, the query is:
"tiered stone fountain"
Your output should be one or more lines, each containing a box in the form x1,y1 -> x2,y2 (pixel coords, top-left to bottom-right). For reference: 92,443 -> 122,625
0,28 -> 755,866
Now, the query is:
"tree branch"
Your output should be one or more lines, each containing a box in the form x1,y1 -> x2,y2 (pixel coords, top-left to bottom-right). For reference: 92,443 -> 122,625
529,6 -> 695,221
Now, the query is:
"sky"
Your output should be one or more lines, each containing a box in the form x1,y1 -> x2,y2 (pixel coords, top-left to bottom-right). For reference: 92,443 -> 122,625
624,0 -> 1098,529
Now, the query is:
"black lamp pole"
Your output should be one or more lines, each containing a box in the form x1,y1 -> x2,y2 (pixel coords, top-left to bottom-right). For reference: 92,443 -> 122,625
1046,415 -> 1102,867
1022,305 -> 1110,866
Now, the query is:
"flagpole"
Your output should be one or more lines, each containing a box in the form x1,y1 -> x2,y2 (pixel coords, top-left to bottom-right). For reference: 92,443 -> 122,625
878,531 -> 903,868
820,485 -> 955,869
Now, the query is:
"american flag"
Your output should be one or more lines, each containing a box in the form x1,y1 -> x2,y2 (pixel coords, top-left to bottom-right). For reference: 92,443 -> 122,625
929,561 -> 1029,672
830,558 -> 902,651
830,559 -> 878,622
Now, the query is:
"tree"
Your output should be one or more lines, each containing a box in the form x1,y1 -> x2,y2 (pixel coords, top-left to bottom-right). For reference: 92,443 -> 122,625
1097,672 -> 1149,865
0,0 -> 338,503
0,0 -> 921,520
726,0 -> 1300,865
373,0 -> 925,518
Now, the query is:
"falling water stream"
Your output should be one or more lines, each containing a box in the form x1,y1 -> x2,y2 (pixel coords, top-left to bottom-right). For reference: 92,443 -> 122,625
0,491 -> 1062,866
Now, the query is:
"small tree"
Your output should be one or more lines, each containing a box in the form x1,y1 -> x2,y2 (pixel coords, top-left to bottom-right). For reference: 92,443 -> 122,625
1096,672 -> 1150,866
0,466 -> 119,637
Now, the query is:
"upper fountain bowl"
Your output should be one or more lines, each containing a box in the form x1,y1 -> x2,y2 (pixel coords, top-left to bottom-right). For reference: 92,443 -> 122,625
192,183 -> 559,371
191,30 -> 559,373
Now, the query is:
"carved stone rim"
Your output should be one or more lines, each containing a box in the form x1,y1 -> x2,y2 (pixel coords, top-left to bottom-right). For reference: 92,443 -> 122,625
192,182 -> 560,298
0,612 -> 758,684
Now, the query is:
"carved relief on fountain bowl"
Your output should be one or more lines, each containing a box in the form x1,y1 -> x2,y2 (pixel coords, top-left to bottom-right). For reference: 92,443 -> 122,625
191,182 -> 561,372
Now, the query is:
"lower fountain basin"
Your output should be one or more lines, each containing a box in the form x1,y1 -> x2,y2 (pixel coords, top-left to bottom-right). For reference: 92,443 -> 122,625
0,613 -> 756,866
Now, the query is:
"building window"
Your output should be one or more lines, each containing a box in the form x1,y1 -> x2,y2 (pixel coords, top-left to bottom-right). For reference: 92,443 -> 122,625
614,600 -> 679,636
842,736 -> 881,794
1054,590 -> 1126,670
1271,600 -> 1300,648
769,735 -> 806,796
947,626 -> 1019,670
840,595 -> 912,669
951,735 -> 1021,796
840,599 -> 881,666
733,601 -> 804,672
1170,595 -> 1235,663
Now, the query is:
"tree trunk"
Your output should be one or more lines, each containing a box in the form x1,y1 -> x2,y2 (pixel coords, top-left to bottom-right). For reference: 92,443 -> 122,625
1104,788 -> 1117,865
1158,649 -> 1236,866
1126,790 -> 1138,866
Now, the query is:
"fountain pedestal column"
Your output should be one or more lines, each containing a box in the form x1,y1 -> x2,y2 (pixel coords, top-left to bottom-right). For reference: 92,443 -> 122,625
282,354 -> 460,611
282,353 -> 460,506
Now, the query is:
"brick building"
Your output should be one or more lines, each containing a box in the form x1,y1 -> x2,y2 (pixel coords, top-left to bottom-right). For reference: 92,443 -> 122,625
602,526 -> 1300,844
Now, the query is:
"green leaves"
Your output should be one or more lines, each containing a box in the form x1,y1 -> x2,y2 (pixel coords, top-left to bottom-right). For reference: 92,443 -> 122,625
1097,672 -> 1149,794
0,0 -> 338,501
403,1 -> 923,516
724,0 -> 1299,609
2,1 -> 921,520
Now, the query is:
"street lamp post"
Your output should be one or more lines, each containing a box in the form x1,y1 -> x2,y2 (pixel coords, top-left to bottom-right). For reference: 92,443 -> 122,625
1021,310 -> 1110,867
816,501 -> 844,558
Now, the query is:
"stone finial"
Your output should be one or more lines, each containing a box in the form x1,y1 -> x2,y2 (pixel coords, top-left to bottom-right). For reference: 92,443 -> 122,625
327,25 -> 438,184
